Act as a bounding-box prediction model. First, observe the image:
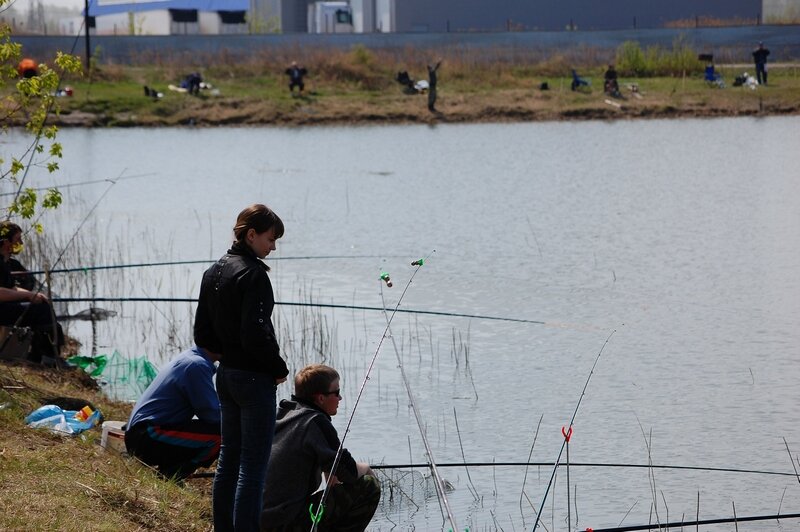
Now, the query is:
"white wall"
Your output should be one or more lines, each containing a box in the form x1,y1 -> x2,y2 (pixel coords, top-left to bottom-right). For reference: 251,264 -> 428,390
199,12 -> 220,34
95,10 -> 170,35
763,0 -> 800,22
375,0 -> 393,32
351,0 -> 376,32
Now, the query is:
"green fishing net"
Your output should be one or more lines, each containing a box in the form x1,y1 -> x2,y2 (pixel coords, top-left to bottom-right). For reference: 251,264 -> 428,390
68,351 -> 157,401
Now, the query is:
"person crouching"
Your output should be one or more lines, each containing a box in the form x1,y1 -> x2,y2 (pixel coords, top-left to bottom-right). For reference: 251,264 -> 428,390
261,364 -> 380,531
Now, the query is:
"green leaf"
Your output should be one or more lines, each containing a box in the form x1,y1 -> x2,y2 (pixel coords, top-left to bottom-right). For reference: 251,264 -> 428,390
42,188 -> 62,209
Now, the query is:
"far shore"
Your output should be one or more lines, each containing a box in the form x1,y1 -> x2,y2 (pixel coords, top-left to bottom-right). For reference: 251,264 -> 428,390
9,58 -> 800,128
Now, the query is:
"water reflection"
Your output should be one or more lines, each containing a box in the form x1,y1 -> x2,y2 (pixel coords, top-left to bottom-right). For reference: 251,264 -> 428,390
3,117 -> 799,530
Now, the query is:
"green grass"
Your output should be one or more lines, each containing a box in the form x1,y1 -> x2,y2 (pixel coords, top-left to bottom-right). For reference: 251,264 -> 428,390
0,363 -> 212,531
4,44 -> 798,127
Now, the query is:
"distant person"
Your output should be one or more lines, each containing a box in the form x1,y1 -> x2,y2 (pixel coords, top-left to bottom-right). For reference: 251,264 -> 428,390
0,221 -> 63,365
285,61 -> 308,94
125,346 -> 221,481
752,42 -> 770,85
427,59 -> 442,112
604,64 -> 620,96
17,58 -> 37,78
261,364 -> 380,532
181,72 -> 203,95
195,204 -> 289,532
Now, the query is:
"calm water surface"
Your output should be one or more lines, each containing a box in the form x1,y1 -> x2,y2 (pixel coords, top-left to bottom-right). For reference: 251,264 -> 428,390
3,117 -> 800,531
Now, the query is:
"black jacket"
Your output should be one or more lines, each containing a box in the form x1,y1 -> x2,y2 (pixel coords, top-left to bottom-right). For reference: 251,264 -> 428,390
261,397 -> 357,525
753,48 -> 770,65
194,242 -> 288,379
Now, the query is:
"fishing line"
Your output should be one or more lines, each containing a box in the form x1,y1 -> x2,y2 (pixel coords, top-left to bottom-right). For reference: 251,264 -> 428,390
308,252 -> 433,532
532,329 -> 616,532
51,297 -> 546,325
378,253 -> 459,532
23,254 -> 408,275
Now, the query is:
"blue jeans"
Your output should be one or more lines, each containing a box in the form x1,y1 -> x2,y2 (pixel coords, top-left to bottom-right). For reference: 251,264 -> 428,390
213,365 -> 277,532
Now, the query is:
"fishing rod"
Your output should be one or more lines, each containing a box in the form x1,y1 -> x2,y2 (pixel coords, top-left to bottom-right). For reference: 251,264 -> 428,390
0,172 -> 156,197
190,460 -> 797,479
23,254 -> 409,275
379,255 -> 459,532
0,176 -> 119,361
308,254 -> 432,532
370,461 -> 797,477
532,329 -> 616,532
586,511 -> 800,532
51,297 -> 547,325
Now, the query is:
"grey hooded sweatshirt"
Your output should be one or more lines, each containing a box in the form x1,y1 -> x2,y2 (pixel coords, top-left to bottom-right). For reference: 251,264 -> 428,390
261,396 -> 358,526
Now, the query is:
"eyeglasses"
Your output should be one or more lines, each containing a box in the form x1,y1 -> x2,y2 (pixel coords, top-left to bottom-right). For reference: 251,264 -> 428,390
319,389 -> 341,398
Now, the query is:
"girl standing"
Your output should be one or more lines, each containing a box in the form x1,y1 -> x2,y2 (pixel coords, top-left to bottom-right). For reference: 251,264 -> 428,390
195,204 -> 289,531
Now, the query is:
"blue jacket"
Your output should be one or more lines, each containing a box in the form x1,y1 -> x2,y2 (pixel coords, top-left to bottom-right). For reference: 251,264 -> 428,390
127,346 -> 220,429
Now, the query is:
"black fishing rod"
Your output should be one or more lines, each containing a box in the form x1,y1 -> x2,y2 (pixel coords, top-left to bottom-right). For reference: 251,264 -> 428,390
369,461 -> 796,477
51,297 -> 547,325
23,255 -> 408,275
587,511 -> 800,532
189,460 -> 796,479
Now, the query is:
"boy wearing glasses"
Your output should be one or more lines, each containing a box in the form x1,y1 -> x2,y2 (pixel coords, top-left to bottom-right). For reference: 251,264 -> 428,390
261,364 -> 380,532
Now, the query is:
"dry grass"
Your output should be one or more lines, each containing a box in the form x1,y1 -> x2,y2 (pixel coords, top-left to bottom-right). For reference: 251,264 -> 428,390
0,362 -> 212,531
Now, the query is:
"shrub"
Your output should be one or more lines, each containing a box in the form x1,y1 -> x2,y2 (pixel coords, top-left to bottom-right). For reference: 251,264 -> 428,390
616,38 -> 702,77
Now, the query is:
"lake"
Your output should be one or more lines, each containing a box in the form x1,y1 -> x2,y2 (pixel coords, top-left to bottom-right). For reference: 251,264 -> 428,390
3,117 -> 800,531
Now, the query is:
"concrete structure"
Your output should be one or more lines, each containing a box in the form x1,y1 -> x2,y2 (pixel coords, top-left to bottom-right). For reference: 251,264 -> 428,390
385,0 -> 764,33
249,0 -> 309,33
86,0 -> 248,36
308,1 -> 353,33
350,0 -> 394,32
16,25 -> 800,64
763,0 -> 800,22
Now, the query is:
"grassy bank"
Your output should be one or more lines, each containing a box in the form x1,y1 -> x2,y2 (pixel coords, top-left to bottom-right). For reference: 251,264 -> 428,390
9,44 -> 800,127
0,362 -> 212,531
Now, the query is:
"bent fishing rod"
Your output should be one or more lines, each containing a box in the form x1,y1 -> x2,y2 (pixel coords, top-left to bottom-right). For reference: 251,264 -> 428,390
379,256 -> 459,532
308,253 -> 433,532
532,329 -> 617,532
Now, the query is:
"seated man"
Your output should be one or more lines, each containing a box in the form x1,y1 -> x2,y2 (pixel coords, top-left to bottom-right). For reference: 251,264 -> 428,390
181,72 -> 202,95
125,345 -> 221,481
604,64 -> 620,95
0,221 -> 63,363
570,69 -> 590,91
261,364 -> 380,532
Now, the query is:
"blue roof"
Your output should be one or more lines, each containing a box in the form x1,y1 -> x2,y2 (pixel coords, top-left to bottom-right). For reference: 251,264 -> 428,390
87,0 -> 247,16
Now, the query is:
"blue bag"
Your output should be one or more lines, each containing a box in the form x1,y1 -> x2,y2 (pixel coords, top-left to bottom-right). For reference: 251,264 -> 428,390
25,404 -> 102,435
